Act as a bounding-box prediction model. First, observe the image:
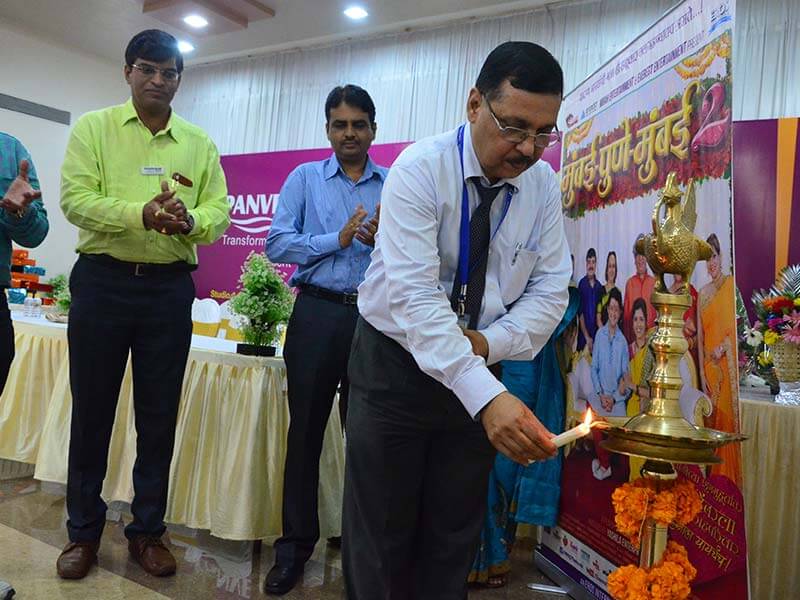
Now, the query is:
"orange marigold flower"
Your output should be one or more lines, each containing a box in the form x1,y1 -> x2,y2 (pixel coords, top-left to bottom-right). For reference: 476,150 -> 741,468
648,561 -> 692,600
613,482 -> 654,546
651,490 -> 677,524
672,481 -> 703,525
608,565 -> 648,600
662,542 -> 697,582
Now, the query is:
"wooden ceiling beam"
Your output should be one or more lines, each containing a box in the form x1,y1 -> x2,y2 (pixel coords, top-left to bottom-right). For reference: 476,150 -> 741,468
193,0 -> 249,28
241,0 -> 275,17
142,0 -> 182,12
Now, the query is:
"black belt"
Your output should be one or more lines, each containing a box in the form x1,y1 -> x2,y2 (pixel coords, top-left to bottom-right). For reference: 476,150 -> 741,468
81,254 -> 196,277
300,284 -> 358,306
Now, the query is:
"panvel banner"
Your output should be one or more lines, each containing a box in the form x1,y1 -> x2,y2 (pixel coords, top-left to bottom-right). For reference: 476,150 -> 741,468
538,1 -> 748,599
193,142 -> 410,300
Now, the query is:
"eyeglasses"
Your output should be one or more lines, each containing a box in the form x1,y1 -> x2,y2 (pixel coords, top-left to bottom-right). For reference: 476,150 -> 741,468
485,97 -> 561,148
129,63 -> 181,82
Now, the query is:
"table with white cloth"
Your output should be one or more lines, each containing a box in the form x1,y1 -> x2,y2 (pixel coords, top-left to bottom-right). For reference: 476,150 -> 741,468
0,313 -> 345,540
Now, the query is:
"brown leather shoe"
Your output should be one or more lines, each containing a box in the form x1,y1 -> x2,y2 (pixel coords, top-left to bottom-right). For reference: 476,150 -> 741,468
56,541 -> 99,579
128,535 -> 176,576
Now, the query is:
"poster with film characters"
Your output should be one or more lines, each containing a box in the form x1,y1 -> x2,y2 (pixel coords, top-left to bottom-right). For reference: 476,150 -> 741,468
538,1 -> 748,598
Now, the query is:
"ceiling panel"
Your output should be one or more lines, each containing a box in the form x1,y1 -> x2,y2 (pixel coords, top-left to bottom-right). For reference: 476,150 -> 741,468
0,0 -> 552,66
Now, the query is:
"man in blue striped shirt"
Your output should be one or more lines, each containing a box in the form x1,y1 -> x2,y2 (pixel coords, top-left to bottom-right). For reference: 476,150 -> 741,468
264,84 -> 385,595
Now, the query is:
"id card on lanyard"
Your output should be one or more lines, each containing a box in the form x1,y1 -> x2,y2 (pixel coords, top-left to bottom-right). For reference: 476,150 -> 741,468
455,124 -> 513,330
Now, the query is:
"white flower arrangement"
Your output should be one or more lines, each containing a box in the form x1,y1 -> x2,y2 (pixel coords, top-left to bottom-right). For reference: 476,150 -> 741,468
744,327 -> 763,348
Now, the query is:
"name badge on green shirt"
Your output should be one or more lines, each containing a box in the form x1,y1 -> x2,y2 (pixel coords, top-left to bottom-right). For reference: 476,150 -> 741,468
140,166 -> 165,176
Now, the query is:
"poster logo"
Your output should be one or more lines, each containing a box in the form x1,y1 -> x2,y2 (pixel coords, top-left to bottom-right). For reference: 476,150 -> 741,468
228,193 -> 279,234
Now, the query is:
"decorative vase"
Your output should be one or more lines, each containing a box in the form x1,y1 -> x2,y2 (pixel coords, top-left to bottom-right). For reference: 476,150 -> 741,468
236,343 -> 276,357
770,340 -> 800,405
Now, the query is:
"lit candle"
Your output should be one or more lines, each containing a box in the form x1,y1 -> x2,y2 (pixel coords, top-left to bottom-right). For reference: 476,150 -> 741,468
551,408 -> 593,448
528,410 -> 595,464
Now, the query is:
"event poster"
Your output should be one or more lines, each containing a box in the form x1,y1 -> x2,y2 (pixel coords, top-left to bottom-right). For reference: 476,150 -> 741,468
193,142 -> 410,300
539,1 -> 748,598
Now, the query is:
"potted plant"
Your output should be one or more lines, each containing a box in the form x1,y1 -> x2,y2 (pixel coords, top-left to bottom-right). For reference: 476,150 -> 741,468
229,252 -> 293,356
46,274 -> 71,322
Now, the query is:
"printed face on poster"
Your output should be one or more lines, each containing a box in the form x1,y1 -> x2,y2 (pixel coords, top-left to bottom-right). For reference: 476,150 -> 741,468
538,1 -> 748,599
192,143 -> 410,301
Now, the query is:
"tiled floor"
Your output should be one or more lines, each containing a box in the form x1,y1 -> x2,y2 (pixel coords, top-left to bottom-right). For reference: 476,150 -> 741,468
0,475 -> 564,599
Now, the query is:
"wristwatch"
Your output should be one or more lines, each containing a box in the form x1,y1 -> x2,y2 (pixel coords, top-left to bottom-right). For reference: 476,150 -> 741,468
185,214 -> 195,234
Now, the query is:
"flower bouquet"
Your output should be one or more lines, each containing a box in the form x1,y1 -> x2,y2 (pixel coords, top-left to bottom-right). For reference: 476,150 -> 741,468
750,265 -> 800,404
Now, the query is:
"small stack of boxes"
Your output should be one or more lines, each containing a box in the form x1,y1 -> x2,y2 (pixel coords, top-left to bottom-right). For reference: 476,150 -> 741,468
7,248 -> 53,305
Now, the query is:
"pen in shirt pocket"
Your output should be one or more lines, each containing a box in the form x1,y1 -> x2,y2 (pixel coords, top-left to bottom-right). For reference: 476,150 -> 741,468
511,242 -> 523,266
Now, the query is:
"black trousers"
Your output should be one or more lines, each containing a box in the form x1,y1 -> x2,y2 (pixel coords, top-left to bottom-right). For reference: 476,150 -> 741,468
0,292 -> 15,394
274,292 -> 359,568
65,255 -> 194,542
343,317 -> 496,600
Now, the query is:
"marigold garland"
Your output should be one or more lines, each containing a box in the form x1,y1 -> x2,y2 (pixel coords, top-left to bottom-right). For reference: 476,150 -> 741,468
607,542 -> 697,600
675,32 -> 731,80
608,478 -> 702,600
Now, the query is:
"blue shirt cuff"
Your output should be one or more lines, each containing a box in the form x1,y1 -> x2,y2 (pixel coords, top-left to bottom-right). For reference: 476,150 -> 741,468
315,231 -> 342,254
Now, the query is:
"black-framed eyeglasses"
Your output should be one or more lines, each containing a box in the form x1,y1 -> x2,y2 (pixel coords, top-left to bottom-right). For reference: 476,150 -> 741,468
485,97 -> 561,148
129,63 -> 181,82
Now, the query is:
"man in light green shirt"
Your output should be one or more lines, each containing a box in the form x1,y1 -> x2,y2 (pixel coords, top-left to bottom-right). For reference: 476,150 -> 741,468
57,29 -> 230,581
60,73 -> 229,261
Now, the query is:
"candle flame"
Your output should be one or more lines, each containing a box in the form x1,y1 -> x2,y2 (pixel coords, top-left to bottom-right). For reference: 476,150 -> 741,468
584,409 -> 593,427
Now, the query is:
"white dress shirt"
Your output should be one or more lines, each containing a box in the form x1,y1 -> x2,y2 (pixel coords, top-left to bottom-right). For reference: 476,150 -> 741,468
358,123 -> 571,418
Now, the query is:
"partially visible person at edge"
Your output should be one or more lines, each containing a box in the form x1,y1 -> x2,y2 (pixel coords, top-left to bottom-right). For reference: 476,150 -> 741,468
263,84 -> 385,596
697,233 -> 741,486
0,133 -> 49,390
56,29 -> 230,581
577,247 -> 602,353
343,41 -> 571,600
0,132 -> 49,600
623,235 -> 656,343
469,287 -> 579,588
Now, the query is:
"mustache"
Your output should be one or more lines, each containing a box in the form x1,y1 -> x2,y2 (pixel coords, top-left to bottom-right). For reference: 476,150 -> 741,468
507,156 -> 535,169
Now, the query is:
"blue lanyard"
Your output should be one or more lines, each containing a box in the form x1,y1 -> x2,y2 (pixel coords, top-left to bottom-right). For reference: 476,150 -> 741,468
455,124 -> 513,316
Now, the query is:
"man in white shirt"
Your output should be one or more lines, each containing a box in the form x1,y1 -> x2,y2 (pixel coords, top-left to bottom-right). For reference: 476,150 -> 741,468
343,42 -> 571,599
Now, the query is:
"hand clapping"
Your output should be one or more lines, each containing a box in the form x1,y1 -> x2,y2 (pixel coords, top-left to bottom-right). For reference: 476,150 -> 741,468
142,180 -> 192,235
339,204 -> 369,248
354,204 -> 380,247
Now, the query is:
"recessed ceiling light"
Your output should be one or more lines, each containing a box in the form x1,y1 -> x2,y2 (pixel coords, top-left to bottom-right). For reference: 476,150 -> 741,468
344,6 -> 368,20
178,40 -> 195,54
183,14 -> 209,29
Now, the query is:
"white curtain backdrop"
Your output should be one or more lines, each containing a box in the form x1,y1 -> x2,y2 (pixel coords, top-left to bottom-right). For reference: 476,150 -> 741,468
174,0 -> 800,155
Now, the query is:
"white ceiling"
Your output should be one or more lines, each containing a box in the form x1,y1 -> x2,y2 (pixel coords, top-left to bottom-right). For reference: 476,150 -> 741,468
1,0 -> 554,67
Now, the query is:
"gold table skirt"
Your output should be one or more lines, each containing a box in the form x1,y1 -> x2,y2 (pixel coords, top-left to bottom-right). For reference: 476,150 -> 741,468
740,396 -> 799,600
0,318 -> 344,540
